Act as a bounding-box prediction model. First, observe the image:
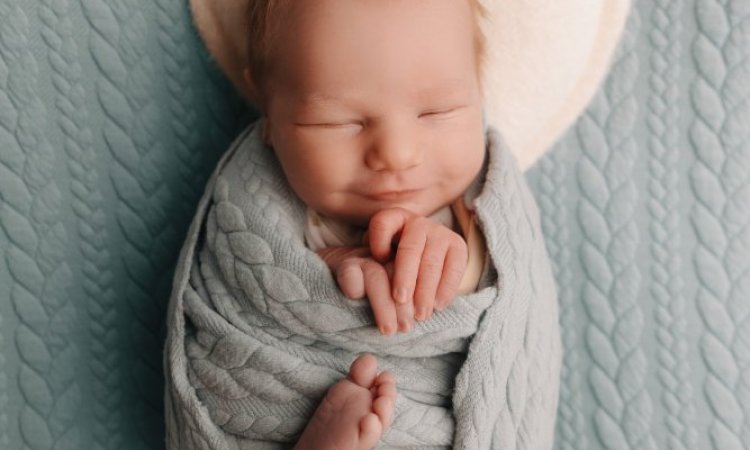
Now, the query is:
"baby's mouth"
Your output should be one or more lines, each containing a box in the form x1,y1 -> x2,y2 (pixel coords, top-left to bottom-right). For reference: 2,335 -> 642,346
364,188 -> 423,201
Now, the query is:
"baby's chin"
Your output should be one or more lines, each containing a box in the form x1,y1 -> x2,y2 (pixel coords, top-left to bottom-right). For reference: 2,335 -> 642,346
323,200 -> 450,228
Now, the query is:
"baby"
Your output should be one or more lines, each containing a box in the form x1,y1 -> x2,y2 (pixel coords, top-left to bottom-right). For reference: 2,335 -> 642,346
239,0 -> 490,448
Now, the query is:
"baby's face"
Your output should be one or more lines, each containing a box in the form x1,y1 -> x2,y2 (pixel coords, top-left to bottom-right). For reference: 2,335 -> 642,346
262,0 -> 486,227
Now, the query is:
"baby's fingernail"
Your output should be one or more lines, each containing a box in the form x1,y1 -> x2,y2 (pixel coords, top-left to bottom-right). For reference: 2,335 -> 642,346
415,307 -> 427,321
395,288 -> 408,304
399,320 -> 412,332
380,325 -> 392,335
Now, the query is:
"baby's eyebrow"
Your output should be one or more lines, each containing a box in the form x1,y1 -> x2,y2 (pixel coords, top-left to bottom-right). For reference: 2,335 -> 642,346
414,80 -> 470,101
298,92 -> 347,107
295,92 -> 351,111
300,92 -> 339,105
298,80 -> 470,109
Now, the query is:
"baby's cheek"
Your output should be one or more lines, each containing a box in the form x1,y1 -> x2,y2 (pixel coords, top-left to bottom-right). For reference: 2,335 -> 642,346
434,127 -> 484,177
441,146 -> 484,185
279,160 -> 341,208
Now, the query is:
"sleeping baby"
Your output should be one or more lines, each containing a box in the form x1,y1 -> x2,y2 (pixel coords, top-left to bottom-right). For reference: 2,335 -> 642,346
164,0 -> 562,449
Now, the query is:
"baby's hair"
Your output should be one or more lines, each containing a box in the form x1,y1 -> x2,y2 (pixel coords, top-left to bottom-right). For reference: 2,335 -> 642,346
245,0 -> 488,107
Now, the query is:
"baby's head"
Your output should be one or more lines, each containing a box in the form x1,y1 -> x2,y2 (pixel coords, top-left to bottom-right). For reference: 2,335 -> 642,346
243,0 -> 489,227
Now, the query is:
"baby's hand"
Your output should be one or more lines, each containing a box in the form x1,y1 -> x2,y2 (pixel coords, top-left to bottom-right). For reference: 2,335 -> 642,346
366,207 -> 468,322
317,246 -> 407,335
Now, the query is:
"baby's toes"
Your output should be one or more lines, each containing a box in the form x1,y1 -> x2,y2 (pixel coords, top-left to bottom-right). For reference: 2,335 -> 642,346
348,354 -> 378,389
358,412 -> 383,449
372,395 -> 395,431
375,371 -> 396,397
373,371 -> 396,429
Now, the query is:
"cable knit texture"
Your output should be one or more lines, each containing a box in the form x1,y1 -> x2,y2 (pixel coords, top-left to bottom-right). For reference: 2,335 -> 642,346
3,1 -> 748,448
164,121 -> 562,449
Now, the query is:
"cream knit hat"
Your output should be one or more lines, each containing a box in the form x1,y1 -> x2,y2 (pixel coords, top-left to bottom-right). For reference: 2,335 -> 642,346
190,0 -> 631,171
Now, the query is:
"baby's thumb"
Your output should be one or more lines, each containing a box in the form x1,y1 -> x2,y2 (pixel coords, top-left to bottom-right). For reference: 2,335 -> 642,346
337,259 -> 366,299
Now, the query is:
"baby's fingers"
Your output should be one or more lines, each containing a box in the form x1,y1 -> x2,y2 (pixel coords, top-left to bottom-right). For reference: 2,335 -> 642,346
435,238 -> 468,310
368,208 -> 416,263
413,237 -> 450,321
390,223 -> 427,305
336,257 -> 366,299
362,260 -> 398,335
385,261 -> 415,333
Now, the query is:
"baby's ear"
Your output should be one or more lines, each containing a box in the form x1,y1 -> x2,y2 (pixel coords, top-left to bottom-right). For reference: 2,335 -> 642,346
242,68 -> 263,106
262,119 -> 272,146
242,68 -> 271,144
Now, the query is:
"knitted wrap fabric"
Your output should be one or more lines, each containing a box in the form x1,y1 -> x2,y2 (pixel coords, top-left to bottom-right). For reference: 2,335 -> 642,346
164,121 -> 562,449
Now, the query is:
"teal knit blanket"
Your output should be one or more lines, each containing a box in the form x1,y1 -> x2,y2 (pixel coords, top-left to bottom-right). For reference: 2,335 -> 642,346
164,121 -> 562,449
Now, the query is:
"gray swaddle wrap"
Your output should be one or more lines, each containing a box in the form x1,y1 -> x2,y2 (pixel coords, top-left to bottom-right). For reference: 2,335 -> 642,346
164,121 -> 562,449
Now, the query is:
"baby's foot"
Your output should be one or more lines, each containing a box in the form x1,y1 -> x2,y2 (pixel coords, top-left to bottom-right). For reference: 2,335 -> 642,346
294,354 -> 396,450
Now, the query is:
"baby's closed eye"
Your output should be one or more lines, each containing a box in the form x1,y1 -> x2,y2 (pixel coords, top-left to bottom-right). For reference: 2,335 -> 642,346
294,121 -> 365,134
418,105 -> 468,119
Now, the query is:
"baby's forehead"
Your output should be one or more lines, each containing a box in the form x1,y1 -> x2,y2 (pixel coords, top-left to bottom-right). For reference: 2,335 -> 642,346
259,0 -> 481,108
268,0 -> 477,55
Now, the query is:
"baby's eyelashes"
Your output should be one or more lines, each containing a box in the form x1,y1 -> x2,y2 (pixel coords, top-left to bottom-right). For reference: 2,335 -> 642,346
294,119 -> 364,130
418,104 -> 468,119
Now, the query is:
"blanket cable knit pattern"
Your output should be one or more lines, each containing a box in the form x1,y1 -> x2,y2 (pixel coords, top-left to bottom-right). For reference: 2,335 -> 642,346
164,121 -> 562,449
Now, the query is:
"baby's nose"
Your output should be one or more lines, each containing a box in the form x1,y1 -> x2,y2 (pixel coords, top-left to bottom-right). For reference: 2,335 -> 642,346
365,126 -> 423,171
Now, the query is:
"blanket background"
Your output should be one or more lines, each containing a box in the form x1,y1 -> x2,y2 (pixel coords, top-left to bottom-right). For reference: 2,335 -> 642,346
0,0 -> 747,449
